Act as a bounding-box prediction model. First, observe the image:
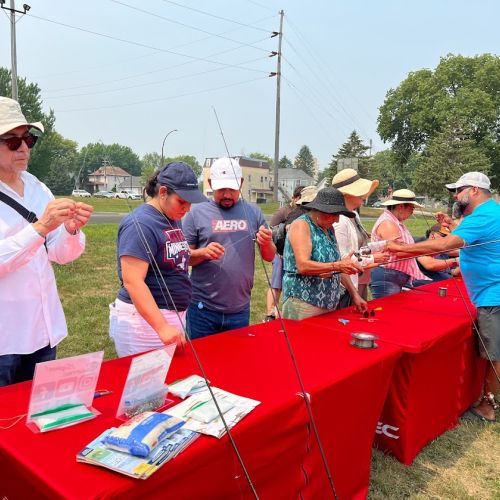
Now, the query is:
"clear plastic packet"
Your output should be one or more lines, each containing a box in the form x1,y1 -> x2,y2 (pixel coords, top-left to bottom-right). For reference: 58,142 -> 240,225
104,411 -> 185,457
169,375 -> 208,399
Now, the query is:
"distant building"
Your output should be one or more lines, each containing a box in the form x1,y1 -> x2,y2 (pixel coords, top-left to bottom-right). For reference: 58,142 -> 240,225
277,168 -> 315,204
88,165 -> 131,193
203,156 -> 273,203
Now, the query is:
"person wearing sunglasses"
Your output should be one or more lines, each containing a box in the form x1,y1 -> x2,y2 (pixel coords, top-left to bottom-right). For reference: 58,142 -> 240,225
0,96 -> 93,387
388,172 -> 500,423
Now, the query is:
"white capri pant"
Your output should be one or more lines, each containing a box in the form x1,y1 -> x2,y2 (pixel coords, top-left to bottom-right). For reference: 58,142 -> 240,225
109,298 -> 186,357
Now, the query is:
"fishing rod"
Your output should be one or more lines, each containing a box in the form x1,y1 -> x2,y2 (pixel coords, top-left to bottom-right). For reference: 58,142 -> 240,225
212,108 -> 339,499
122,180 -> 260,499
412,204 -> 500,389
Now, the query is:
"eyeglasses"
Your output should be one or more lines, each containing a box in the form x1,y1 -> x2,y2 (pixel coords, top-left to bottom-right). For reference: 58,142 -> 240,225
455,185 -> 471,194
0,133 -> 38,151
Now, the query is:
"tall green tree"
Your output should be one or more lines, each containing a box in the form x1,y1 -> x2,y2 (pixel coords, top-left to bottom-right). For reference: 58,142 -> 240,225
377,54 -> 500,189
324,131 -> 370,183
413,121 -> 491,200
163,155 -> 202,177
78,143 -> 142,185
278,155 -> 293,169
1,67 -> 59,181
369,149 -> 417,197
294,145 -> 315,177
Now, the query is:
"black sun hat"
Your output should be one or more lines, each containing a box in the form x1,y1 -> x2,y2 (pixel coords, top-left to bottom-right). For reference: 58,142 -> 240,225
303,187 -> 355,218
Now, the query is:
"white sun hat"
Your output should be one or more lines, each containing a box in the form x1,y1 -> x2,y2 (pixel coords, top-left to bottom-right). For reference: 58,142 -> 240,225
0,96 -> 44,136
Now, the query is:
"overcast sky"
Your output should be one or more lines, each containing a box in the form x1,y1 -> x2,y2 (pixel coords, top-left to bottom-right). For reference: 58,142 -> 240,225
1,0 -> 498,169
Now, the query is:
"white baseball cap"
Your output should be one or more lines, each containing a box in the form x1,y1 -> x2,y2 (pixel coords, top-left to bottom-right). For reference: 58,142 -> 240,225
209,157 -> 242,191
445,172 -> 491,191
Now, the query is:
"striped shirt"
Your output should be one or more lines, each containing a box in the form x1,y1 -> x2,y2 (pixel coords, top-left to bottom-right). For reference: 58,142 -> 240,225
371,209 -> 429,282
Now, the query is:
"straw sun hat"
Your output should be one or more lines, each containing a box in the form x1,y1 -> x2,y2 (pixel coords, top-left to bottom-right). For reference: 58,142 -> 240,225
0,96 -> 44,136
331,168 -> 379,198
381,189 -> 423,208
295,185 -> 318,205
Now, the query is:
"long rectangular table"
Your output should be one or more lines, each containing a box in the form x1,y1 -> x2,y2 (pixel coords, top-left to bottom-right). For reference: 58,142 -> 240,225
302,278 -> 484,464
0,319 -> 401,499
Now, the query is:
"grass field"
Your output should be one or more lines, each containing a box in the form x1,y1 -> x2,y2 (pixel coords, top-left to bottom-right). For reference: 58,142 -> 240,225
53,218 -> 499,499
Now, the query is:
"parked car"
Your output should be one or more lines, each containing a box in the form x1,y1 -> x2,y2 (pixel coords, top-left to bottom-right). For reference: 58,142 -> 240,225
372,201 -> 382,208
93,191 -> 115,198
115,190 -> 142,200
71,189 -> 91,198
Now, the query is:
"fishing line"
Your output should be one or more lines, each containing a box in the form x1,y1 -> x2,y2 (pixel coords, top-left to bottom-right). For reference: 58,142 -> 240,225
212,108 -> 339,499
121,195 -> 260,499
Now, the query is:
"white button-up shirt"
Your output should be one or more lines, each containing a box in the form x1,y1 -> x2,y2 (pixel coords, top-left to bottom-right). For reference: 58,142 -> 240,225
0,171 -> 85,355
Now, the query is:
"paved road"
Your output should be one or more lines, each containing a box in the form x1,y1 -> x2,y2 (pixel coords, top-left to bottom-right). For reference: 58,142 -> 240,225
88,212 -> 128,225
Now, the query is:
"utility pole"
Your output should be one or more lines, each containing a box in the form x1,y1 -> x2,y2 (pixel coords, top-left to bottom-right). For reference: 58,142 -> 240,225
1,1 -> 31,101
272,10 -> 284,202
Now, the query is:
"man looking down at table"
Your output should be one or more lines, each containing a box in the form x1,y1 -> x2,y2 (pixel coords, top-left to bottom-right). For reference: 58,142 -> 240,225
387,172 -> 499,423
183,157 -> 276,339
0,96 -> 92,387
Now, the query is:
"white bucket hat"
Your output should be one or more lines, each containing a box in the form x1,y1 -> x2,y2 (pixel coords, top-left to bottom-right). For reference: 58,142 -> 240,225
0,96 -> 44,136
381,189 -> 423,208
331,168 -> 379,198
445,172 -> 491,191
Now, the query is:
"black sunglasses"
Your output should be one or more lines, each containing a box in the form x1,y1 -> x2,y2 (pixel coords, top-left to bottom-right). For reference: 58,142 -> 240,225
0,133 -> 38,151
455,185 -> 471,194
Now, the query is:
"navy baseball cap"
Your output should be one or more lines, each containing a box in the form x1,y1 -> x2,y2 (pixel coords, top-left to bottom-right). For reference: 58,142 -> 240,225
158,162 -> 207,203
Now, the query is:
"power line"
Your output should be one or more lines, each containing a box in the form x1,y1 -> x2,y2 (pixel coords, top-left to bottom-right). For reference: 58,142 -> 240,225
44,56 -> 269,99
32,15 -> 275,80
159,0 -> 275,33
109,0 -> 271,53
284,16 -> 376,134
43,35 -> 271,93
54,75 -> 268,112
26,13 -> 269,73
241,0 -> 277,14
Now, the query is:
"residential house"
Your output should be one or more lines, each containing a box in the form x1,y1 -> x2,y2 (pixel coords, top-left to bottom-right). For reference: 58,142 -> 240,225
277,168 -> 315,204
88,165 -> 131,193
203,156 -> 273,203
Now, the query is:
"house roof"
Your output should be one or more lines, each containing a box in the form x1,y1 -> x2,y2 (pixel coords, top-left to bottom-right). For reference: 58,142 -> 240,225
89,166 -> 131,176
278,168 -> 314,182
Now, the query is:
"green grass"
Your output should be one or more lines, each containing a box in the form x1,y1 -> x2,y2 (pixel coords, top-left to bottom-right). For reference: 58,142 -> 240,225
53,221 -> 498,499
63,196 -> 143,213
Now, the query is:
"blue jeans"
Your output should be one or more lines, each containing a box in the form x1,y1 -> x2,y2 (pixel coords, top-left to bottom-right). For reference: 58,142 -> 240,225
0,344 -> 56,387
370,267 -> 411,299
187,302 -> 250,340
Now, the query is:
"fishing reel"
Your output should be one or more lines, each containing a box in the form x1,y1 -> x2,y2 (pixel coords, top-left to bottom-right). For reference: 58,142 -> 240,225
358,240 -> 388,256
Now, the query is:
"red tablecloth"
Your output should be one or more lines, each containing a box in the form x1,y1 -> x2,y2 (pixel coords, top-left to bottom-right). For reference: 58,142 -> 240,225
302,278 -> 484,464
0,320 -> 401,499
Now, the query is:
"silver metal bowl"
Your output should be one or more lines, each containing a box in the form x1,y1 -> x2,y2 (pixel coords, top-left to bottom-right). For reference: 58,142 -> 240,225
350,332 -> 379,349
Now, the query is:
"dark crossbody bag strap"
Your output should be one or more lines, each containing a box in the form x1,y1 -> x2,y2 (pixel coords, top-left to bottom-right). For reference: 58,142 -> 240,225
0,191 -> 48,251
0,191 -> 39,223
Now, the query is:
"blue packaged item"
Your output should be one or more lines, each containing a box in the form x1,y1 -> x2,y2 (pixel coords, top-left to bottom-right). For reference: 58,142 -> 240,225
104,411 -> 185,457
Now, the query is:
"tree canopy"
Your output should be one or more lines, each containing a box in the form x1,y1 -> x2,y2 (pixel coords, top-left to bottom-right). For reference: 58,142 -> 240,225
324,131 -> 370,183
294,145 -> 315,177
377,54 -> 500,189
278,155 -> 293,169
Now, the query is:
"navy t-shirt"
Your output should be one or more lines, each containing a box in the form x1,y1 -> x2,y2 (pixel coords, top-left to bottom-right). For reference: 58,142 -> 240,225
116,204 -> 191,310
182,199 -> 266,313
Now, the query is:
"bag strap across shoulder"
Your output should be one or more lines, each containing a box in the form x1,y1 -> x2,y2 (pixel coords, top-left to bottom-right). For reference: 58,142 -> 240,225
0,191 -> 39,223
